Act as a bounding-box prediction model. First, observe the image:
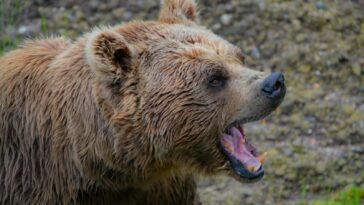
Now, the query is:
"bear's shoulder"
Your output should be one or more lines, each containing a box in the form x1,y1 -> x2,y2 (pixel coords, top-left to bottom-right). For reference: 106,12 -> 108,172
1,37 -> 71,63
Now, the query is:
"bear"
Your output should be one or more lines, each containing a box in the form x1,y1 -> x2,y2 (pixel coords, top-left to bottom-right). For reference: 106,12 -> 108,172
0,0 -> 286,204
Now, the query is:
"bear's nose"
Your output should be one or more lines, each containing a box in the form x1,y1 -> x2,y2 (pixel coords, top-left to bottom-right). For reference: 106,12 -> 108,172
261,72 -> 286,103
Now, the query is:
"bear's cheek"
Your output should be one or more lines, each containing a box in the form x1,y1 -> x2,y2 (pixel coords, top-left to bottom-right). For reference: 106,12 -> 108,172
189,128 -> 229,172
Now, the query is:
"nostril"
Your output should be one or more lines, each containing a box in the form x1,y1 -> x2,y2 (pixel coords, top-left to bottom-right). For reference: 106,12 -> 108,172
272,80 -> 283,92
261,72 -> 286,100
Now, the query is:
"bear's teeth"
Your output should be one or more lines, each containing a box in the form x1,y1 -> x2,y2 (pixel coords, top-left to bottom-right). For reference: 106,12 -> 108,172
257,152 -> 267,164
247,165 -> 255,172
247,164 -> 261,172
221,141 -> 234,153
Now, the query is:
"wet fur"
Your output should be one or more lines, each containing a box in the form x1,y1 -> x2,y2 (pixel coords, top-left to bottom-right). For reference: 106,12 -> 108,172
0,0 -> 270,204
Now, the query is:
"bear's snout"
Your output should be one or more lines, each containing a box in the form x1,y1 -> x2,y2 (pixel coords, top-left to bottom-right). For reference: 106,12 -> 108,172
261,72 -> 286,104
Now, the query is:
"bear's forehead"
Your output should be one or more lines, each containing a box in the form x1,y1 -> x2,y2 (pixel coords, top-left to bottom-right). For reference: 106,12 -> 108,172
115,21 -> 243,61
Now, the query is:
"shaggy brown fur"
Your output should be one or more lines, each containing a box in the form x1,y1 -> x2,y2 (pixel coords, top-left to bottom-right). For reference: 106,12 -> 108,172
0,0 -> 278,204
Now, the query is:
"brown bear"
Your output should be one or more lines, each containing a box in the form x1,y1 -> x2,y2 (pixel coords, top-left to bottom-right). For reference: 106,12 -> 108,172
0,0 -> 286,204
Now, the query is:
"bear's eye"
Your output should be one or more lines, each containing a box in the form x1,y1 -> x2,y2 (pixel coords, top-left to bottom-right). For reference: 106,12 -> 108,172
208,75 -> 227,88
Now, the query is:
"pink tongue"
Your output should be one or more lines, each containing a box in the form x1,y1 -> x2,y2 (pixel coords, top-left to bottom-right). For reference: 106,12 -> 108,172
222,127 -> 261,172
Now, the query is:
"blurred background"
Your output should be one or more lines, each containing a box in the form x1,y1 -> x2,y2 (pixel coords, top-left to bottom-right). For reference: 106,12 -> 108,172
0,0 -> 363,204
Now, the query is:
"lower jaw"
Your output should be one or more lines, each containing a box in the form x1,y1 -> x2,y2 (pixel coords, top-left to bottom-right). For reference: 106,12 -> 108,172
229,170 -> 264,183
220,150 -> 265,183
219,124 -> 267,181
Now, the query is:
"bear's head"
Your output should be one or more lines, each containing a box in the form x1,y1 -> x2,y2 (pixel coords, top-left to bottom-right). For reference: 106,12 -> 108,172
85,0 -> 285,183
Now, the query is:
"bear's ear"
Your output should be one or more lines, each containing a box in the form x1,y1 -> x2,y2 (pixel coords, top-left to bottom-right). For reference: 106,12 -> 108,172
85,30 -> 134,87
159,0 -> 198,24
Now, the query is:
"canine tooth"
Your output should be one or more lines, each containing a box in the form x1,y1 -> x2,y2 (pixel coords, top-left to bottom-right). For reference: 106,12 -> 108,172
247,165 -> 256,173
222,141 -> 234,153
257,152 -> 267,164
260,119 -> 267,125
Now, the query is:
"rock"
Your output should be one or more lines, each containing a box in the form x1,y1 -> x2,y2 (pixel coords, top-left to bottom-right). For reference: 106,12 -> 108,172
75,10 -> 85,21
98,3 -> 109,12
282,147 -> 293,157
298,64 -> 312,73
315,1 -> 326,10
16,20 -> 41,37
212,23 -> 222,31
113,8 -> 125,19
251,47 -> 261,58
89,0 -> 99,10
17,26 -> 27,35
123,11 -> 133,21
342,104 -> 355,115
220,14 -> 233,26
352,64 -> 362,76
225,4 -> 233,13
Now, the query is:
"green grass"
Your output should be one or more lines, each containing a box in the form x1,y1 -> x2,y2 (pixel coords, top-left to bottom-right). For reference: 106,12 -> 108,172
0,0 -> 49,56
311,186 -> 364,205
0,33 -> 21,56
41,13 -> 48,33
0,0 -> 18,55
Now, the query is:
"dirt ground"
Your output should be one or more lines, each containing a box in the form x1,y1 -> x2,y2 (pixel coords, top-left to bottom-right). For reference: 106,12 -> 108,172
1,0 -> 363,204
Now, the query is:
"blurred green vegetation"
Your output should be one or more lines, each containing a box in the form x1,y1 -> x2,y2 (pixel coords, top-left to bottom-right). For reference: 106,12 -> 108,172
311,186 -> 364,205
0,0 -> 48,55
0,0 -> 19,54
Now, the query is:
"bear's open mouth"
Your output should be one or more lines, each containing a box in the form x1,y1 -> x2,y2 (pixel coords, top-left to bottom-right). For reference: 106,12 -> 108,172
220,123 -> 267,181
